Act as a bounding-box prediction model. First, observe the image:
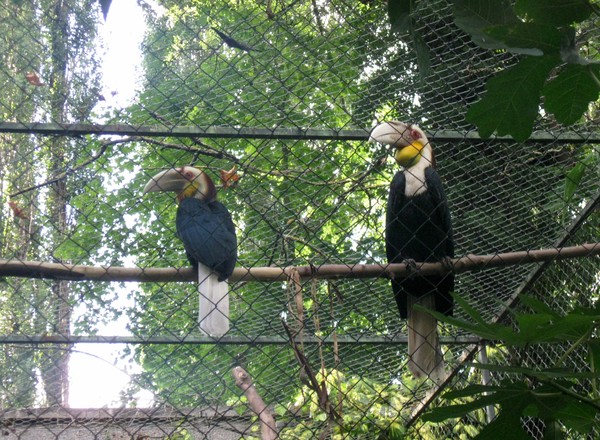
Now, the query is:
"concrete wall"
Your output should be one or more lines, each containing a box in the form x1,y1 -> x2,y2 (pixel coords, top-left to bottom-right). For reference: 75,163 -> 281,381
0,407 -> 256,439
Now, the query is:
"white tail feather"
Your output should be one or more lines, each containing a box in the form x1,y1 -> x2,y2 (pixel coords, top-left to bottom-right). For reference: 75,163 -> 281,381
407,293 -> 445,383
197,264 -> 229,336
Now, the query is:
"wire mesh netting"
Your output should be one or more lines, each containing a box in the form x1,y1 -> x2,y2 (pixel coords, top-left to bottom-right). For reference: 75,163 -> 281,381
0,0 -> 599,438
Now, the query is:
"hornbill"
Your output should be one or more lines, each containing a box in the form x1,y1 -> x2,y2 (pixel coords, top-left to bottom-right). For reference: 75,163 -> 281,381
144,166 -> 237,336
370,121 -> 454,382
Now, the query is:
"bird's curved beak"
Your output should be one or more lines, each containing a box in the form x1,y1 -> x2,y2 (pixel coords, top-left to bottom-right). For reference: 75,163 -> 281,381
369,121 -> 408,146
370,122 -> 424,168
143,168 -> 189,194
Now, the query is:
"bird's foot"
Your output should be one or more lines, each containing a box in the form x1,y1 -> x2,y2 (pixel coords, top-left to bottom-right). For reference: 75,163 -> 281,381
440,256 -> 454,272
403,258 -> 418,274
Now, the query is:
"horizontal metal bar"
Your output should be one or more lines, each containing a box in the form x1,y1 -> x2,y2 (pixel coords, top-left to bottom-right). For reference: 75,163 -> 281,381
0,122 -> 597,143
0,334 -> 481,345
0,122 -> 369,140
432,129 -> 594,144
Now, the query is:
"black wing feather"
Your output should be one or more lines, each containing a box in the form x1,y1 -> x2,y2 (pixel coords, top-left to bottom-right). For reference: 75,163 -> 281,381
176,197 -> 237,281
386,168 -> 454,318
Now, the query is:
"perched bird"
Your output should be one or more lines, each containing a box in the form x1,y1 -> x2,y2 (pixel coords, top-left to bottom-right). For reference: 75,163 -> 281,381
144,166 -> 237,336
370,121 -> 454,382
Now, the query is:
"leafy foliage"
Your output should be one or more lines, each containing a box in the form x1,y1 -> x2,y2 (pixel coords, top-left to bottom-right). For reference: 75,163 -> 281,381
0,0 -> 104,406
453,0 -> 600,140
422,293 -> 600,438
465,56 -> 560,140
277,369 -> 407,439
119,0 -> 408,408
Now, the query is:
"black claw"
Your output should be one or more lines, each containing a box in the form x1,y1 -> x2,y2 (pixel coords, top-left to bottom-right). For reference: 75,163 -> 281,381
441,256 -> 454,272
404,258 -> 417,276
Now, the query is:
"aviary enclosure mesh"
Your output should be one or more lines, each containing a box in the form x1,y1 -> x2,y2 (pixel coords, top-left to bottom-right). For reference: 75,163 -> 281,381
0,0 -> 598,438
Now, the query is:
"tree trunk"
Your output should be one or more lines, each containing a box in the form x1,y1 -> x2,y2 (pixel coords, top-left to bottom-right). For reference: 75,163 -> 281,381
41,0 -> 73,407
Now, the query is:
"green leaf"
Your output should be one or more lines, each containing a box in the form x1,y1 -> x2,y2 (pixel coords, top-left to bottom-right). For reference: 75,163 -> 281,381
425,381 -> 533,434
515,312 -> 555,341
588,338 -> 600,374
423,307 -> 503,341
564,162 -> 586,201
426,294 -> 525,343
452,292 -> 494,326
466,56 -> 560,141
514,0 -> 593,26
431,294 -> 600,347
387,0 -> 412,33
544,64 -> 600,125
540,313 -> 596,341
453,0 -> 519,49
441,382 -> 516,399
476,411 -> 531,440
424,382 -> 521,422
422,394 -> 500,422
554,401 -> 597,434
428,378 -> 597,438
518,295 -> 561,318
465,363 -> 600,379
485,23 -> 563,56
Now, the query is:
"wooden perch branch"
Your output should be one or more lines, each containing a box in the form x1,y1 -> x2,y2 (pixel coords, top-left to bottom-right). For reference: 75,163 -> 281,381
0,243 -> 598,282
232,366 -> 277,440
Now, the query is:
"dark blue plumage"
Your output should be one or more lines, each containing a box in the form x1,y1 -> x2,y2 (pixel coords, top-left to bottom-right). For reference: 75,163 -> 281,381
176,197 -> 237,282
386,167 -> 454,318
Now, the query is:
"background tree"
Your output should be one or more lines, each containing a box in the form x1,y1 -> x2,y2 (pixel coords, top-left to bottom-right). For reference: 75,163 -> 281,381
0,0 -> 103,406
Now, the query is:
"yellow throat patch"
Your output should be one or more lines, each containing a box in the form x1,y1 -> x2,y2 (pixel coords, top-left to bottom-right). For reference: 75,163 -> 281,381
178,180 -> 201,201
395,141 -> 424,168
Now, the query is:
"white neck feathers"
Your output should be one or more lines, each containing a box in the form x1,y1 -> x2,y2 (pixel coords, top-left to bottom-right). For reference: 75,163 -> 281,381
403,144 -> 432,197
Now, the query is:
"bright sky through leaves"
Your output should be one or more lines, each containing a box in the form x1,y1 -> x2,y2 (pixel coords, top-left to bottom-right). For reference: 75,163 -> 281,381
68,0 -> 150,408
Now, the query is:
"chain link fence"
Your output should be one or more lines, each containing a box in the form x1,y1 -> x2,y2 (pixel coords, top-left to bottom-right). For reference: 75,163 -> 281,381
0,0 -> 599,438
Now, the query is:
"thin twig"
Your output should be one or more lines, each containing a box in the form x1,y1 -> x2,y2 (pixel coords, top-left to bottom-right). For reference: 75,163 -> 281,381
139,136 -> 234,161
142,135 -> 380,188
311,279 -> 326,376
9,136 -> 383,199
329,282 -> 343,420
8,138 -> 123,197
282,319 -> 342,425
554,325 -> 595,368
137,136 -> 308,182
287,268 -> 305,350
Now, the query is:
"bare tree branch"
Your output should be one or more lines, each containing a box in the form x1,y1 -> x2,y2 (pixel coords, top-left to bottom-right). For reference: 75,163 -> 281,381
0,243 -> 598,282
9,138 -> 125,197
8,136 -> 382,201
212,27 -> 258,52
138,135 -> 370,187
232,366 -> 278,440
138,136 -> 234,162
